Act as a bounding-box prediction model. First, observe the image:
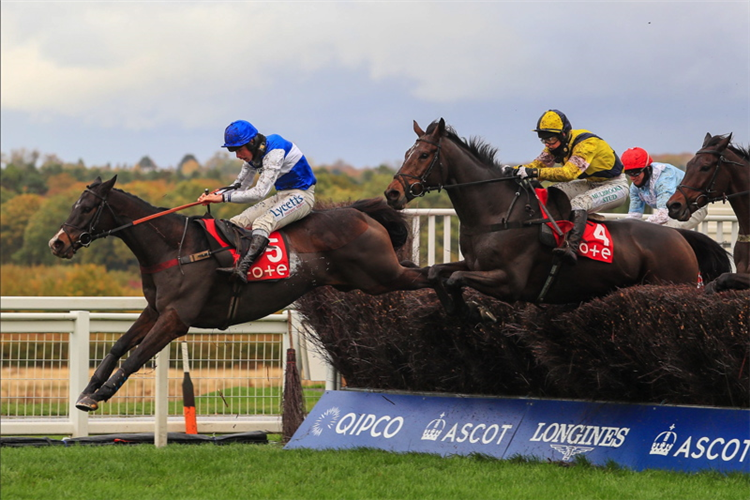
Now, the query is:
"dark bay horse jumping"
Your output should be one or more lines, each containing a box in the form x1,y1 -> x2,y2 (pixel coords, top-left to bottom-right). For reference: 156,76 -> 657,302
50,176 -> 432,411
384,119 -> 731,317
667,132 -> 750,293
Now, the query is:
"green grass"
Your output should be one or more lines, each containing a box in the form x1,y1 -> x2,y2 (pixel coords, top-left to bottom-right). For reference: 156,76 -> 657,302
1,442 -> 748,500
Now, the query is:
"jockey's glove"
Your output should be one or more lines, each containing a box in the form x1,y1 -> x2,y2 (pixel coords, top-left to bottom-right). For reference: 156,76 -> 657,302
516,167 -> 539,179
500,165 -> 516,177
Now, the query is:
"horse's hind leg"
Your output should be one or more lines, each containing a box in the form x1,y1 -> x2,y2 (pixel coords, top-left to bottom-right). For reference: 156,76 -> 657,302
86,308 -> 189,410
76,306 -> 159,411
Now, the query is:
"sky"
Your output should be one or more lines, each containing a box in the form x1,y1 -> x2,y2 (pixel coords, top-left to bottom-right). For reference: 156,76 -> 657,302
1,1 -> 748,171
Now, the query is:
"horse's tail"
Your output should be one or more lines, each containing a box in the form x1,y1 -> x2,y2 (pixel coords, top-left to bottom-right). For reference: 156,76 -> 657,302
349,198 -> 410,249
675,228 -> 733,283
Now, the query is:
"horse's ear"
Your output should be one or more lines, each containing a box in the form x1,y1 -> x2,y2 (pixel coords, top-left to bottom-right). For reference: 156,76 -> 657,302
702,133 -> 712,147
101,176 -> 117,194
716,133 -> 732,152
437,118 -> 446,135
413,120 -> 425,137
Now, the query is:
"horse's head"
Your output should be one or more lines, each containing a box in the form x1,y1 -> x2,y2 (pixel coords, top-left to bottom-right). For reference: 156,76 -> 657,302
385,118 -> 447,210
667,133 -> 735,221
49,176 -> 118,259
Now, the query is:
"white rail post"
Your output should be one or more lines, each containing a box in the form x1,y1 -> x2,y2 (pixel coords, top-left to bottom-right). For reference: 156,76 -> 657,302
411,215 -> 421,265
427,215 -> 436,265
154,346 -> 170,447
70,311 -> 90,437
443,215 -> 451,263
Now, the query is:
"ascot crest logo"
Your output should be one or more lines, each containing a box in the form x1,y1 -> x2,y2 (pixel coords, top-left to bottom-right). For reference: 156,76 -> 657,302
422,412 -> 447,441
311,407 -> 341,437
650,424 -> 678,456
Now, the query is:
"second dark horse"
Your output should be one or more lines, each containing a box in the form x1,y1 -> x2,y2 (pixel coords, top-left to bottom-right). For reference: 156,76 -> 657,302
385,119 -> 732,317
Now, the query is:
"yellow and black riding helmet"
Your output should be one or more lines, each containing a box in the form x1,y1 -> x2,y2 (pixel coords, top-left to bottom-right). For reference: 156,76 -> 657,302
533,109 -> 572,143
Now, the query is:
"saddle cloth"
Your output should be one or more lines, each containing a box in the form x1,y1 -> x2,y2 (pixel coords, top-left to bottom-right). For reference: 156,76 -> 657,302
198,218 -> 291,281
536,189 -> 614,264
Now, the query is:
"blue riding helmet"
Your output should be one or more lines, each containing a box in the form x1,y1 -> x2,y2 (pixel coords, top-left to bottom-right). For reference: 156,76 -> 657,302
222,120 -> 259,148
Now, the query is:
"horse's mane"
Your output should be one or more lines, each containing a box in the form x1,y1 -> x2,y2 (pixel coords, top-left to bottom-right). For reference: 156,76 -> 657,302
706,134 -> 750,163
426,121 -> 503,169
111,187 -> 177,215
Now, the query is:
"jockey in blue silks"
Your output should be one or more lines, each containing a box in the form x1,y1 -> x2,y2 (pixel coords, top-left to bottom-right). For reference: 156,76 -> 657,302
198,120 -> 316,283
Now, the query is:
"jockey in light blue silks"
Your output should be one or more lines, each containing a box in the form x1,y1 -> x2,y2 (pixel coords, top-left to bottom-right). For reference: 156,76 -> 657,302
622,147 -> 708,230
198,120 -> 316,283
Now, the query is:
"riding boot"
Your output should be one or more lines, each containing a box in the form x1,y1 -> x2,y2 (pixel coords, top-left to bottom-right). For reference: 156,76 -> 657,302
552,209 -> 587,265
217,232 -> 270,282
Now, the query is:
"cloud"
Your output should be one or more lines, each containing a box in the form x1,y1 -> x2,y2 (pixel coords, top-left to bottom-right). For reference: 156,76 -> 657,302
1,1 -> 747,168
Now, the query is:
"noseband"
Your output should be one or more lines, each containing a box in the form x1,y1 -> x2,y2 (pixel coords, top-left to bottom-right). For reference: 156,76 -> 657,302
392,137 -> 444,199
676,148 -> 748,206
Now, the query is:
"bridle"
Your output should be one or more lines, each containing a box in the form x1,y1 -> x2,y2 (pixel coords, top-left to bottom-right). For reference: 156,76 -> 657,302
676,147 -> 748,207
392,135 -> 517,200
392,137 -> 444,199
59,188 -> 118,251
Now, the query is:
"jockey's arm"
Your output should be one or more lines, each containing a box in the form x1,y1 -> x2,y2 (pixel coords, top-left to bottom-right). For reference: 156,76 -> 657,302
646,176 -> 680,225
222,150 -> 284,204
626,185 -> 646,219
530,140 -> 599,183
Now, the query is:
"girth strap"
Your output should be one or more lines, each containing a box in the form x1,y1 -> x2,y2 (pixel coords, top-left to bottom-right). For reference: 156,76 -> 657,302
140,247 -> 230,274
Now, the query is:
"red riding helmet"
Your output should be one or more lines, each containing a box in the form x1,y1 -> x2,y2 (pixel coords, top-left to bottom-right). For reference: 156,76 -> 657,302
621,147 -> 653,171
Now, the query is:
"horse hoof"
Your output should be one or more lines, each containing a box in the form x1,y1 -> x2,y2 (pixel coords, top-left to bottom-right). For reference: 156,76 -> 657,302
478,306 -> 497,324
467,301 -> 497,324
75,396 -> 99,412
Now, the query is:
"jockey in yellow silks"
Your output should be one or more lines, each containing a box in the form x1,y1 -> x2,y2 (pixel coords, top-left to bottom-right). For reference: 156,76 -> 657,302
505,110 -> 628,265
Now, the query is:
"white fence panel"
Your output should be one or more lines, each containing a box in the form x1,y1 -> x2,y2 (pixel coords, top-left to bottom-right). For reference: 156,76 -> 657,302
0,302 -> 332,438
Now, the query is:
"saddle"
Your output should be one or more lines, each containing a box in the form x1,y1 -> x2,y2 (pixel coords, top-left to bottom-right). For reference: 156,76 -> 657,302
538,212 -> 606,248
193,216 -> 253,269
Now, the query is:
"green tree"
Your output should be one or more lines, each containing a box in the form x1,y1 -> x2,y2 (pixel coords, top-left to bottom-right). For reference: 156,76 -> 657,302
0,193 -> 44,263
0,185 -> 18,205
12,193 -> 75,266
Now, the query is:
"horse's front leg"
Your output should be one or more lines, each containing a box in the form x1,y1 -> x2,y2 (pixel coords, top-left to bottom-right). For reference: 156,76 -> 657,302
445,268 -> 519,323
704,272 -> 750,294
76,306 -> 159,411
705,243 -> 750,293
428,261 -> 471,316
446,268 -> 516,301
86,308 -> 190,410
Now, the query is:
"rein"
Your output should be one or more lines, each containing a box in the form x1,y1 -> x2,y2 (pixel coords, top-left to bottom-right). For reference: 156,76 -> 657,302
676,148 -> 750,207
393,136 -> 517,199
62,188 -> 206,249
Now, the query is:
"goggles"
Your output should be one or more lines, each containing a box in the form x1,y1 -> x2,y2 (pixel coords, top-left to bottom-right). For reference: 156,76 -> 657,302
625,168 -> 645,177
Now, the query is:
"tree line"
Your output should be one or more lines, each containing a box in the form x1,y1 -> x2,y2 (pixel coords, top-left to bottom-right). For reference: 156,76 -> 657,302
1,148 -> 453,295
4,145 -> 681,296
